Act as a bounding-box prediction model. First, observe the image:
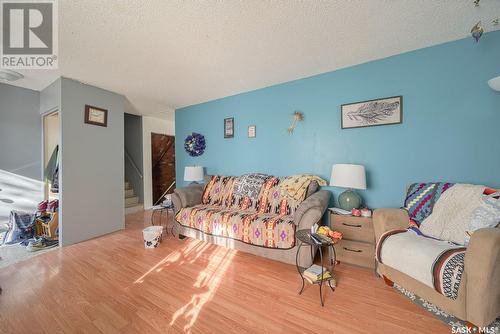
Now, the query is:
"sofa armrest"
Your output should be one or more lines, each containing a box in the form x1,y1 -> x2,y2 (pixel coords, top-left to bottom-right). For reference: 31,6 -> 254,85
294,190 -> 331,230
373,208 -> 409,242
465,227 -> 500,327
172,184 -> 204,215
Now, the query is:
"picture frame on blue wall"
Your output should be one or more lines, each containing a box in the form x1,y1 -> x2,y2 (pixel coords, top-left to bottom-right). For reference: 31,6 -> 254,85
248,125 -> 256,138
224,117 -> 234,138
341,96 -> 402,129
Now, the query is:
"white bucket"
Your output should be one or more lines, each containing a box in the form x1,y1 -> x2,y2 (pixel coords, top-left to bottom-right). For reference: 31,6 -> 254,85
143,226 -> 163,248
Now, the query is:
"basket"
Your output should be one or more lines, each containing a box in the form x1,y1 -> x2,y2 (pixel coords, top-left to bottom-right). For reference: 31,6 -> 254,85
143,226 -> 163,248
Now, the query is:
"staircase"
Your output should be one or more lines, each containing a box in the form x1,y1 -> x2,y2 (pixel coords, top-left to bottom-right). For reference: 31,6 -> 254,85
125,181 -> 143,214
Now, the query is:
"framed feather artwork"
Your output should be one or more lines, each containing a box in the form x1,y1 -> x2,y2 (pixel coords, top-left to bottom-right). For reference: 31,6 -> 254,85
341,96 -> 402,129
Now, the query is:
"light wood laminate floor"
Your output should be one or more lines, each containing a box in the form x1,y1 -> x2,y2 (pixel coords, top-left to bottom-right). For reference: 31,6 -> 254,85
0,211 -> 449,333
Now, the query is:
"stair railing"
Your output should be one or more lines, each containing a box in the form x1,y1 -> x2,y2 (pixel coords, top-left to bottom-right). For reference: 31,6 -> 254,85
125,149 -> 143,179
154,180 -> 176,206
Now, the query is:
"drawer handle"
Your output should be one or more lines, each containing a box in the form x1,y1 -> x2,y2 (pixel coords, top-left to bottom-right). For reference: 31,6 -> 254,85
343,247 -> 362,253
342,222 -> 362,228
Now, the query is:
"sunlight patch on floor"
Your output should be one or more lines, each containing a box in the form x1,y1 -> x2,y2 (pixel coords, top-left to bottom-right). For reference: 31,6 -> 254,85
134,250 -> 181,284
170,244 -> 235,332
134,237 -> 216,284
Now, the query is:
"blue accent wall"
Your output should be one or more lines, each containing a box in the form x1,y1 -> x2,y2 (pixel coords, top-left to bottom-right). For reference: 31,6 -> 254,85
175,32 -> 500,208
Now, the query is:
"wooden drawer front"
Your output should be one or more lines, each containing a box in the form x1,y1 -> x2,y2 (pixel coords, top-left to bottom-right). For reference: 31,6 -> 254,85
331,215 -> 374,244
336,240 -> 375,269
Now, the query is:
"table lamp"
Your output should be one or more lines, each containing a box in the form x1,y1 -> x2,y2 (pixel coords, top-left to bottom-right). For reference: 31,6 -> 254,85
184,166 -> 204,184
330,164 -> 366,211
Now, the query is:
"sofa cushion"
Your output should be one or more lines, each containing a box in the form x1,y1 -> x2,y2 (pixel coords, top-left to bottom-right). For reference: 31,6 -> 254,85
176,204 -> 296,249
201,175 -> 236,206
232,173 -> 271,199
377,228 -> 466,300
254,177 -> 305,216
223,176 -> 260,212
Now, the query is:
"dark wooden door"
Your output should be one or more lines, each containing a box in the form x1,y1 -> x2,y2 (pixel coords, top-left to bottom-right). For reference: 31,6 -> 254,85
151,133 -> 176,205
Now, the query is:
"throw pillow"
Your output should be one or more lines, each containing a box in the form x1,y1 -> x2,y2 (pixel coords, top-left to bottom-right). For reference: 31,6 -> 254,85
464,193 -> 500,245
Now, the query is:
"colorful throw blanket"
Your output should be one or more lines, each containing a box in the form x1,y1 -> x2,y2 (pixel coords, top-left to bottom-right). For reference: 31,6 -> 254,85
376,228 -> 466,300
377,183 -> 493,300
279,175 -> 326,201
404,182 -> 454,225
233,173 -> 271,200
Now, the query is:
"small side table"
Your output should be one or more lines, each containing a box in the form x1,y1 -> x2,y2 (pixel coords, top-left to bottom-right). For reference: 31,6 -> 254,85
151,205 -> 175,236
295,229 -> 337,306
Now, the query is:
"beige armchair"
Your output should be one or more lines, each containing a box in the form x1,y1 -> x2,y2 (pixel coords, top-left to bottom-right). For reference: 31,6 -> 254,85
373,208 -> 500,328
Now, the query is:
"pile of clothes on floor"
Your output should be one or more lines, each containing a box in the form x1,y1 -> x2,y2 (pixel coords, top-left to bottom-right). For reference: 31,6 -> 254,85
1,200 -> 59,252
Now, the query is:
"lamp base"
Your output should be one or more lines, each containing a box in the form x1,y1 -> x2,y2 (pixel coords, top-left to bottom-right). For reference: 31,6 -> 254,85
338,189 -> 362,211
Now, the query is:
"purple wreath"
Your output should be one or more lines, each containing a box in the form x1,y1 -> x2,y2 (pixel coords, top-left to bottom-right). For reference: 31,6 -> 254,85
184,132 -> 206,157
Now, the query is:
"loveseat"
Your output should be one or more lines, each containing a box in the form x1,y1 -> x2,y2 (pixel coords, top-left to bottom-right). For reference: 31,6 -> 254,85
171,174 -> 330,267
374,183 -> 500,327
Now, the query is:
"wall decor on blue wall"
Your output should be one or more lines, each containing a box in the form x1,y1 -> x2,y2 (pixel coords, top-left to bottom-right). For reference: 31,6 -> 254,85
287,111 -> 304,134
184,132 -> 206,157
224,117 -> 234,138
341,96 -> 402,129
175,31 -> 500,208
248,125 -> 256,138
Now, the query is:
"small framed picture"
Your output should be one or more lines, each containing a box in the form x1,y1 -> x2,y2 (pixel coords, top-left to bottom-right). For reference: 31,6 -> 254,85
248,125 -> 256,138
84,105 -> 108,127
224,117 -> 234,138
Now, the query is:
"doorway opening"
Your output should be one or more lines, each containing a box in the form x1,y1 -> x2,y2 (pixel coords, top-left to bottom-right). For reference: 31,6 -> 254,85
43,111 -> 60,201
0,111 -> 60,270
151,133 -> 175,206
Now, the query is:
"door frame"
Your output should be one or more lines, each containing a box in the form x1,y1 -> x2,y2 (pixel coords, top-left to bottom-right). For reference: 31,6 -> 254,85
41,108 -> 60,201
150,132 -> 176,206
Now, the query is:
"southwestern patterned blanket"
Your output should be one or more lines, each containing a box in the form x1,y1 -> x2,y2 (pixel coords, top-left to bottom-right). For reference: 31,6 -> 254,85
176,175 -> 315,249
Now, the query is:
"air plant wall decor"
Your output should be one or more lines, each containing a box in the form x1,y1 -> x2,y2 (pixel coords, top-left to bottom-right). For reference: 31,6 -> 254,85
287,111 -> 304,134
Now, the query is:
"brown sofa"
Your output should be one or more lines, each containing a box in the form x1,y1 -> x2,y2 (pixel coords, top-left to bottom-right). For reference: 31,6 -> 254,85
374,208 -> 500,327
171,175 -> 331,267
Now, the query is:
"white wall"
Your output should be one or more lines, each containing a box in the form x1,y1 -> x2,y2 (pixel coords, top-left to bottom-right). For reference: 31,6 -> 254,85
59,78 -> 125,245
142,116 -> 174,209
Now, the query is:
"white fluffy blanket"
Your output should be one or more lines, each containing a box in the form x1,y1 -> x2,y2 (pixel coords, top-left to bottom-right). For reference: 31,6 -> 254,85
419,184 -> 485,245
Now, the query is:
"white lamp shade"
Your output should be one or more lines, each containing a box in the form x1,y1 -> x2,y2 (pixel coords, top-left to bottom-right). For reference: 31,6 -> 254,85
184,166 -> 204,182
488,76 -> 500,92
330,164 -> 366,190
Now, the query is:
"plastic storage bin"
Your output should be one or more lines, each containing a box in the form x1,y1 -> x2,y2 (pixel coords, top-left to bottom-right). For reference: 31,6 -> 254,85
143,226 -> 163,248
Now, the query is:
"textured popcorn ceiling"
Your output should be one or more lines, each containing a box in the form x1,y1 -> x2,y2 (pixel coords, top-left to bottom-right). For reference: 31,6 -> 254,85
7,0 -> 500,117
